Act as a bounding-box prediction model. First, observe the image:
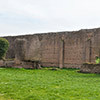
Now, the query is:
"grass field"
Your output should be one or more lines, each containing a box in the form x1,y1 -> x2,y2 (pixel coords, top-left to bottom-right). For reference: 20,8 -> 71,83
0,68 -> 100,100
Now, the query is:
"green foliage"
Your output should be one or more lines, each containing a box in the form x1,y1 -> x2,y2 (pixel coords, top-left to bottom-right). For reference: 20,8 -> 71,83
0,68 -> 100,100
95,57 -> 100,64
0,38 -> 9,60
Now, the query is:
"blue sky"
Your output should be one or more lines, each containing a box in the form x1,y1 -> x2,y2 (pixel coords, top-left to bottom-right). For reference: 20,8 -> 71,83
0,0 -> 100,36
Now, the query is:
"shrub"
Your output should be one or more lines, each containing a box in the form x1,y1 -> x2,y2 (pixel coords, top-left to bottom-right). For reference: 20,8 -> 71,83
95,57 -> 100,64
0,38 -> 9,60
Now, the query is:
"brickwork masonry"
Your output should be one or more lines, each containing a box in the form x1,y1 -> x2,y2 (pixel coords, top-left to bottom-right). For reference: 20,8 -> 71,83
3,28 -> 100,68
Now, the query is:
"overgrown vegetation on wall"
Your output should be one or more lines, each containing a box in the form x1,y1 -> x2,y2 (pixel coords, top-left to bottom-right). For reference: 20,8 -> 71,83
0,38 -> 9,60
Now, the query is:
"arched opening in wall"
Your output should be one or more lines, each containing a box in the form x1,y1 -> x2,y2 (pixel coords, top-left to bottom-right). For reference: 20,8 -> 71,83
84,38 -> 93,63
93,34 -> 100,63
84,33 -> 100,64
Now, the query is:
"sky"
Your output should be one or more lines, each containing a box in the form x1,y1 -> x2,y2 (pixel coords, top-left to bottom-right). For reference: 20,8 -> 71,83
0,0 -> 100,36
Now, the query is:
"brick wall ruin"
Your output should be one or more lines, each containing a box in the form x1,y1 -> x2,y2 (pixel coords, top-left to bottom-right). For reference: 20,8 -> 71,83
4,28 -> 100,68
80,64 -> 100,73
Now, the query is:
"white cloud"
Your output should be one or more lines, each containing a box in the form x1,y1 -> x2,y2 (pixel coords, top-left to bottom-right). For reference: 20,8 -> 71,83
0,0 -> 100,36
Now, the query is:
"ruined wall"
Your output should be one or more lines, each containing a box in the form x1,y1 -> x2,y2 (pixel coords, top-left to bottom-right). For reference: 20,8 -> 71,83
80,64 -> 100,73
4,28 -> 100,68
63,32 -> 85,68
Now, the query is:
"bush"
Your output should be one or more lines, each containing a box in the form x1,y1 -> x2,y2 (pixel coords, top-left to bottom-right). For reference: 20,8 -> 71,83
0,38 -> 9,60
95,56 -> 100,64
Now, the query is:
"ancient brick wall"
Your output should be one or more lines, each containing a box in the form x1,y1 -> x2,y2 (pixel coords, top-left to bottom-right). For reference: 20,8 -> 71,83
80,64 -> 100,73
63,32 -> 85,68
4,28 -> 100,68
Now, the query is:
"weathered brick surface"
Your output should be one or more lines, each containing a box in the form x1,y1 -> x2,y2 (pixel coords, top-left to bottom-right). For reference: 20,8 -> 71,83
80,64 -> 100,73
3,28 -> 100,68
0,60 -> 4,67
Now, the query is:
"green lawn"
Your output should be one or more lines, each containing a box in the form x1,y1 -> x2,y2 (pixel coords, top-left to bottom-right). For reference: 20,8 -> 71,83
0,68 -> 100,100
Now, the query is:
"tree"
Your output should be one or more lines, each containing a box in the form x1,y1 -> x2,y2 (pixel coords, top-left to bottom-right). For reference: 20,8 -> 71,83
0,38 -> 9,60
